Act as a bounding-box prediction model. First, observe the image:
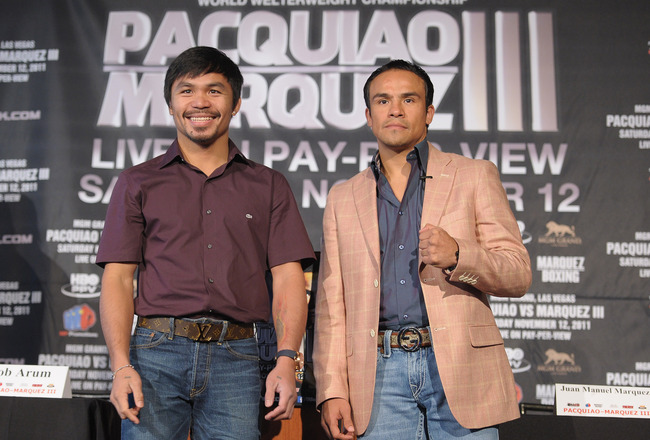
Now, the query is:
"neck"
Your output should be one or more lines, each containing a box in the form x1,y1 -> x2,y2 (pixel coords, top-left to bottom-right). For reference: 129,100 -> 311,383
378,147 -> 413,203
178,136 -> 230,176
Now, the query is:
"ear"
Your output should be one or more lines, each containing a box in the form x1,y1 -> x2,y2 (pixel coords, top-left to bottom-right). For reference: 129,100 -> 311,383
425,105 -> 435,125
365,107 -> 372,128
232,98 -> 242,116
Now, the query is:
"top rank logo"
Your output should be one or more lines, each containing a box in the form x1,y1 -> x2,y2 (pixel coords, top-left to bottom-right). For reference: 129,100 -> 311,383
538,221 -> 583,247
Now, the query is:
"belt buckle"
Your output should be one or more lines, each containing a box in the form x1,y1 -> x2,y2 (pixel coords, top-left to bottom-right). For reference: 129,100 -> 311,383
397,327 -> 422,352
196,323 -> 214,342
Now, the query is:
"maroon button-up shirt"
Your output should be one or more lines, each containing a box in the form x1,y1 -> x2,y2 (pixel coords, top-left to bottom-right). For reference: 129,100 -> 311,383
96,139 -> 315,323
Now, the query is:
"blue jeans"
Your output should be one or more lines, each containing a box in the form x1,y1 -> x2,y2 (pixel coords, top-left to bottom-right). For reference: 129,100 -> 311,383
122,319 -> 261,440
360,329 -> 498,440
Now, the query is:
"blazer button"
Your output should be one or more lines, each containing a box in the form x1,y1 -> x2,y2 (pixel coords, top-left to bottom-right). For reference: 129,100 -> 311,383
370,329 -> 376,337
373,279 -> 379,288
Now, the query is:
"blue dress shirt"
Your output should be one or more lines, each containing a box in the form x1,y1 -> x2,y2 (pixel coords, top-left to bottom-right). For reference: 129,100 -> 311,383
371,140 -> 430,330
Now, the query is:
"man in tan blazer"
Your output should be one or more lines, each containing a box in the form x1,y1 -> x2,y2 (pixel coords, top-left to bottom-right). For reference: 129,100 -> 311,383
313,60 -> 532,440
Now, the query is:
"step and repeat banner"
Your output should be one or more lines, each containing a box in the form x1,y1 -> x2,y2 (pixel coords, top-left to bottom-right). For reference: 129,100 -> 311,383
1,0 -> 649,405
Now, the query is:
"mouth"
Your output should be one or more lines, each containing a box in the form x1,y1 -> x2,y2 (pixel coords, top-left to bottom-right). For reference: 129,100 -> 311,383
187,114 -> 217,124
383,118 -> 407,129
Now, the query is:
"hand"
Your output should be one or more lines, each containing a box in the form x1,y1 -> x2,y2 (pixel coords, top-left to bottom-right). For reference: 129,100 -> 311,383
419,223 -> 458,269
109,366 -> 144,424
263,359 -> 298,421
321,398 -> 355,440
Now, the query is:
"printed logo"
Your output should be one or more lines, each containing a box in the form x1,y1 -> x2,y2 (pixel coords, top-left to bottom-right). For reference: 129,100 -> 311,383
537,348 -> 583,374
515,382 -> 523,403
536,383 -> 557,405
506,347 -> 532,373
538,221 -> 583,247
60,273 -> 101,299
536,255 -> 585,284
0,110 -> 41,121
517,221 -> 533,245
0,234 -> 33,245
62,304 -> 97,332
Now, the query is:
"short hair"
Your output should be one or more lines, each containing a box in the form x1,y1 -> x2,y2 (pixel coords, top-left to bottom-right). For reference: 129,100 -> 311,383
164,46 -> 243,110
363,59 -> 434,109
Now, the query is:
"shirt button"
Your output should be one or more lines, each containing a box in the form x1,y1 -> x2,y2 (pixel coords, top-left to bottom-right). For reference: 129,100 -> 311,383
208,278 -> 214,283
403,314 -> 408,320
207,244 -> 213,249
400,279 -> 406,285
398,244 -> 404,250
206,209 -> 212,214
398,211 -> 403,215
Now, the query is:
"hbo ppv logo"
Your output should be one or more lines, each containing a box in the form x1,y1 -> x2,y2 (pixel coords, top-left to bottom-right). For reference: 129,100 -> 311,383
506,347 -> 532,373
61,273 -> 101,298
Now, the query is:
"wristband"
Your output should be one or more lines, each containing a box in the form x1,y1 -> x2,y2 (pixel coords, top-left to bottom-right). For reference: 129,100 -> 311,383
444,250 -> 459,274
275,350 -> 304,371
111,364 -> 135,380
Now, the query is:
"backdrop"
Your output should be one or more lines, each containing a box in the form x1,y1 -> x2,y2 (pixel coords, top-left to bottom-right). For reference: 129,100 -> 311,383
1,0 -> 649,406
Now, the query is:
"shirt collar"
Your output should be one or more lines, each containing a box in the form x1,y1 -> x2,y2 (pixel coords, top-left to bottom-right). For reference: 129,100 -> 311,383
371,139 -> 429,180
158,139 -> 251,169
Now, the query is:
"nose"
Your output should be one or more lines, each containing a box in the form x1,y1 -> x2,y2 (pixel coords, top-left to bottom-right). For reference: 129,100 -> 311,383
192,94 -> 210,108
388,101 -> 404,117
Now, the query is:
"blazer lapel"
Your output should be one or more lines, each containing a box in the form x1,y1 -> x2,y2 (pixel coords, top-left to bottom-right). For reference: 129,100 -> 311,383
352,169 -> 381,272
421,143 -> 456,227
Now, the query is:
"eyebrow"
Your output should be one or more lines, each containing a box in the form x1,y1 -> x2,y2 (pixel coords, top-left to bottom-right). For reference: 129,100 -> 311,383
174,81 -> 228,90
372,91 -> 421,100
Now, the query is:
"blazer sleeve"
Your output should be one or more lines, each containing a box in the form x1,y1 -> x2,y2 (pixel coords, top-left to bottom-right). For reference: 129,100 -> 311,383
313,188 -> 350,407
445,160 -> 532,297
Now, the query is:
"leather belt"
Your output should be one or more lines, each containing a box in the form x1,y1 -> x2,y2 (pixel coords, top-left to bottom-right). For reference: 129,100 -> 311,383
378,327 -> 431,352
136,317 -> 254,342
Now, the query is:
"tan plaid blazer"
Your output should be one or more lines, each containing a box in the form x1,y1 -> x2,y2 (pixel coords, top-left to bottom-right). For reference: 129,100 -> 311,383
313,143 -> 532,434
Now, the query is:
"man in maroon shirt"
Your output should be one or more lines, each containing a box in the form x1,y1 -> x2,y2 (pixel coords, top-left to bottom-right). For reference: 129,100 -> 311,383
96,46 -> 314,440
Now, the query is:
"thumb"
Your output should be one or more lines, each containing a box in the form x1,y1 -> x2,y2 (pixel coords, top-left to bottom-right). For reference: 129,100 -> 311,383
341,409 -> 355,434
264,379 -> 277,408
420,223 -> 434,233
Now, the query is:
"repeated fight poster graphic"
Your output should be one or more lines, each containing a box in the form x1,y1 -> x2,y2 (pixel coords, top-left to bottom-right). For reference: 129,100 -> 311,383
1,0 -> 649,401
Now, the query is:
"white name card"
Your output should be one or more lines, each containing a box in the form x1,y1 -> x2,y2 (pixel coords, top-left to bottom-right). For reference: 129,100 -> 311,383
0,365 -> 72,398
556,383 -> 650,418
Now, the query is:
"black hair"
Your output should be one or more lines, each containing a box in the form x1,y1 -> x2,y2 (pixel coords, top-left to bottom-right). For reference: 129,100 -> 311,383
363,59 -> 434,109
164,46 -> 243,110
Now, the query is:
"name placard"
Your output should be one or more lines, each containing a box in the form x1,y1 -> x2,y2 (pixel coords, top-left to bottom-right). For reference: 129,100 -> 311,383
0,365 -> 72,398
556,383 -> 650,418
